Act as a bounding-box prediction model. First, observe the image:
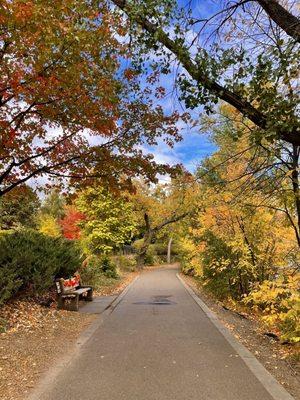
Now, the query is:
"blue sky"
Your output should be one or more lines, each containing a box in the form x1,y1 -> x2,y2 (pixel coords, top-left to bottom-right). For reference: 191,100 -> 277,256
133,0 -> 221,173
140,72 -> 217,173
135,61 -> 217,173
146,125 -> 216,173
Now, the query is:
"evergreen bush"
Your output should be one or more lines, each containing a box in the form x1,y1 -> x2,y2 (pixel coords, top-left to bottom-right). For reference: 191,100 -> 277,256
0,230 -> 81,304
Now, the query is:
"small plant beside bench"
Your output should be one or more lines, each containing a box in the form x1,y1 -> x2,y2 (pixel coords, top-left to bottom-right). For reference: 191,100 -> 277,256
55,273 -> 93,311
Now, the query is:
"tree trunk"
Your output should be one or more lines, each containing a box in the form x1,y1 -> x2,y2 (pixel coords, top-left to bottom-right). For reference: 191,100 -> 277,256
137,212 -> 152,268
291,145 -> 300,247
236,217 -> 256,266
167,237 -> 173,264
137,233 -> 152,268
257,0 -> 300,43
136,211 -> 189,268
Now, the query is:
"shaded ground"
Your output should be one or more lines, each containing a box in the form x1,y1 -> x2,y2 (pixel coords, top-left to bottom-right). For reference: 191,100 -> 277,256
181,274 -> 300,400
0,305 -> 95,400
0,271 -> 138,400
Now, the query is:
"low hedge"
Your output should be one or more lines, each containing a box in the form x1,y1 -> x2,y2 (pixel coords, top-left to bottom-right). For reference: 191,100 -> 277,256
0,230 -> 82,304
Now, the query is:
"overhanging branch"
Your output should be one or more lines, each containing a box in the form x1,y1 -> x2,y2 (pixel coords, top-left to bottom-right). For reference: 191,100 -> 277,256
111,0 -> 300,146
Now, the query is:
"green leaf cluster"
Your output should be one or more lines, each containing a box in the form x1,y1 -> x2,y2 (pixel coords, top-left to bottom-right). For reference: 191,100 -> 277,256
76,186 -> 137,255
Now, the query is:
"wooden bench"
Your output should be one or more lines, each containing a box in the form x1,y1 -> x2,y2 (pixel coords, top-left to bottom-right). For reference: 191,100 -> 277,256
55,273 -> 93,311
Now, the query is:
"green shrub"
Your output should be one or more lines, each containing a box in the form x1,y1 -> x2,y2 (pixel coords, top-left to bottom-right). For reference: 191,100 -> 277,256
113,255 -> 137,272
79,255 -> 102,286
0,229 -> 15,236
80,255 -> 118,287
0,230 -> 81,304
0,264 -> 22,304
132,239 -> 143,251
143,244 -> 156,265
152,254 -> 165,265
199,230 -> 257,300
101,257 -> 118,278
132,240 -> 166,266
144,253 -> 154,265
152,242 -> 167,256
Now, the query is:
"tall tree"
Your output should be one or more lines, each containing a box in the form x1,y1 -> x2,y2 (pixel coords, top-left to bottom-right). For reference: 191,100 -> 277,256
38,214 -> 61,238
0,0 -> 182,197
76,185 -> 137,254
178,125 -> 299,299
110,0 -> 299,146
109,0 -> 299,247
198,105 -> 300,247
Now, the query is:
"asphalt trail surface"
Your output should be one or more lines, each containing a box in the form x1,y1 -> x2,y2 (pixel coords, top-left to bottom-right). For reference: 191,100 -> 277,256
40,266 -> 281,400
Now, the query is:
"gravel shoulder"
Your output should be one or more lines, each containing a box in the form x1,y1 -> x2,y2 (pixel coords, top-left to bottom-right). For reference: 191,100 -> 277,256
181,274 -> 300,400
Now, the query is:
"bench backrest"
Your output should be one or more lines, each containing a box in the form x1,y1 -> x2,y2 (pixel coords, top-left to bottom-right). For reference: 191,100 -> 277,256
56,274 -> 81,294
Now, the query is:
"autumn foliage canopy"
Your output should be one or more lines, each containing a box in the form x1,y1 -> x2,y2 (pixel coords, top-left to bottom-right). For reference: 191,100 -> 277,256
0,0 -> 182,196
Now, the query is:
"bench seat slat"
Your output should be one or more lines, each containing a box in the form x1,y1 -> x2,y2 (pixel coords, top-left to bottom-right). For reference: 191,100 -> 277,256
74,288 -> 90,295
61,288 -> 90,296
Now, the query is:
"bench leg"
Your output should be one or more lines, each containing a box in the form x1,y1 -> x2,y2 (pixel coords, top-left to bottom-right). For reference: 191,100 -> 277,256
69,295 -> 79,311
87,288 -> 93,302
57,296 -> 64,310
57,295 -> 79,311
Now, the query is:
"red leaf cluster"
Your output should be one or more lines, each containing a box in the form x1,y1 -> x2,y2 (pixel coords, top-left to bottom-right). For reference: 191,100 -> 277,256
59,207 -> 85,240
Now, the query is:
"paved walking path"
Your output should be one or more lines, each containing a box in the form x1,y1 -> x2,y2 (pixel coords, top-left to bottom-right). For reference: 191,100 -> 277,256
79,294 -> 117,314
36,266 -> 292,400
